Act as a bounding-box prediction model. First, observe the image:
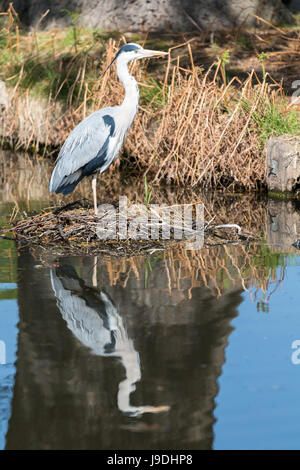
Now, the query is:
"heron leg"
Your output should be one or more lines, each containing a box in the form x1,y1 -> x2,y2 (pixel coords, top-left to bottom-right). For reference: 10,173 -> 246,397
92,173 -> 98,215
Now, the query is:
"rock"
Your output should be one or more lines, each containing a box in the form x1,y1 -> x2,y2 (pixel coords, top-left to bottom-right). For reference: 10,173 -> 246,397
0,0 -> 295,32
266,136 -> 300,193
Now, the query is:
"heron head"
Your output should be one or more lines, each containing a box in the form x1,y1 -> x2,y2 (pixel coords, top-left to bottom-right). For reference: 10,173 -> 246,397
105,43 -> 168,71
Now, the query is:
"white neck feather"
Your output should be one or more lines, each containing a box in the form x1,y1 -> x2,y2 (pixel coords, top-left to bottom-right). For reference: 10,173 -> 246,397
116,58 -> 139,113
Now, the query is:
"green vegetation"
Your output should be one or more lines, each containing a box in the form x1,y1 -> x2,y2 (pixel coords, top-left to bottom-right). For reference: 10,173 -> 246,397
144,253 -> 162,288
268,191 -> 297,200
140,77 -> 167,107
242,98 -> 300,146
0,20 -> 105,103
220,49 -> 231,85
60,9 -> 81,53
255,104 -> 300,145
257,52 -> 269,82
144,175 -> 152,208
236,34 -> 253,50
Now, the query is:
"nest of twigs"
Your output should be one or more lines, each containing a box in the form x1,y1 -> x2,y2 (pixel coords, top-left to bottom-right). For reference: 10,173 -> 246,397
1,200 -> 256,257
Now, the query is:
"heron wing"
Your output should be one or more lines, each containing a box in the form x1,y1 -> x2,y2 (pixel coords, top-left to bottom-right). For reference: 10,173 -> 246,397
49,110 -> 116,194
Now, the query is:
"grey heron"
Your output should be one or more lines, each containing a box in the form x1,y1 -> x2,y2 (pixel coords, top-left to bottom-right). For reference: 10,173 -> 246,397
49,43 -> 168,213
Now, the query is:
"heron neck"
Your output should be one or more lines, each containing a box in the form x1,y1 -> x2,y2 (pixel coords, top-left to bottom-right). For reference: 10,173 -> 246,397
117,60 -> 139,112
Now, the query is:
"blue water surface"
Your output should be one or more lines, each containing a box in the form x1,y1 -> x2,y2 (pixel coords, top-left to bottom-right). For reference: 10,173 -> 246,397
214,258 -> 300,450
0,284 -> 18,450
1,247 -> 300,449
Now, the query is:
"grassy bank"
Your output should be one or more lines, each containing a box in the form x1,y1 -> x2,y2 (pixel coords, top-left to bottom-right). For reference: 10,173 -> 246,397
0,6 -> 300,190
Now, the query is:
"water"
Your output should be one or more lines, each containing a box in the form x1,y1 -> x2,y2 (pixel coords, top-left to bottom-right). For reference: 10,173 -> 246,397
1,151 -> 300,450
215,260 -> 300,450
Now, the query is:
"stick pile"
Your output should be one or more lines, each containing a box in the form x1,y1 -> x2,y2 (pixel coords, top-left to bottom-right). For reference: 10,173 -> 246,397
1,201 -> 256,256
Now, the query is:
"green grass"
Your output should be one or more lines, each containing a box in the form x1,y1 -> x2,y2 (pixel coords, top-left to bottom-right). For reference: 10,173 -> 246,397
144,253 -> 162,288
140,77 -> 167,107
236,34 -> 254,50
0,28 -> 96,102
5,55 -> 85,103
144,175 -> 153,208
252,244 -> 288,272
255,104 -> 300,145
242,98 -> 300,146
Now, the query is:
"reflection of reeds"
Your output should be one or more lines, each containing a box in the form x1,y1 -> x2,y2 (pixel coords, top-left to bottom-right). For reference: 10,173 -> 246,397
100,241 -> 286,305
0,151 -> 50,203
1,8 -> 298,190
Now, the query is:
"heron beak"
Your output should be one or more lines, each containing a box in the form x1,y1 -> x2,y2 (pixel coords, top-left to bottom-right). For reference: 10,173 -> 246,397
105,56 -> 117,73
141,49 -> 168,58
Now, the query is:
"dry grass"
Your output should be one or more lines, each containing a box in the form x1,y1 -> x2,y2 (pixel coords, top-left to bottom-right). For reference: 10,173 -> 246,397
129,66 -> 280,189
0,6 -> 300,191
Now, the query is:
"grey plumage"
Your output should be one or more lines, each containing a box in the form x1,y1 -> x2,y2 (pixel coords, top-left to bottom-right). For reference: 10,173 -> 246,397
48,43 -> 168,211
49,109 -> 116,195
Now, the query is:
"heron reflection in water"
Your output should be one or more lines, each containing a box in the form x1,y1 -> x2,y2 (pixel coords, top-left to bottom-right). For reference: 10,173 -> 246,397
50,263 -> 169,417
